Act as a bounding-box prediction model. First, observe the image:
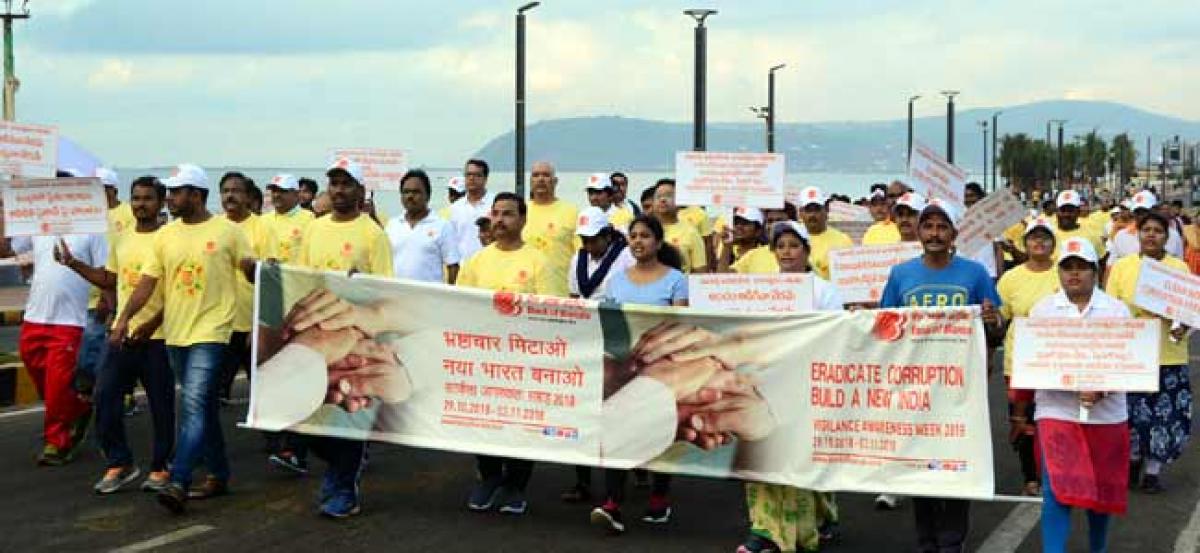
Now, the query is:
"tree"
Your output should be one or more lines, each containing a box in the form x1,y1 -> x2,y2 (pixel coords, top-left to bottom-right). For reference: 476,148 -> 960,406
1109,133 -> 1137,185
999,133 -> 1055,197
1080,131 -> 1108,184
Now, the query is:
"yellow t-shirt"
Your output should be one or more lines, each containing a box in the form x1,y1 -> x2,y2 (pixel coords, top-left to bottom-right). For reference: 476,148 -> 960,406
679,206 -> 713,237
731,245 -> 779,274
609,206 -> 635,234
142,216 -> 252,347
996,264 -> 1059,376
260,208 -> 315,265
1002,221 -> 1028,256
664,221 -> 708,273
807,227 -> 854,280
1054,224 -> 1107,260
1085,211 -> 1111,234
226,213 -> 275,333
457,243 -> 563,296
298,214 -> 393,277
522,199 -> 578,295
107,228 -> 165,340
108,203 -> 136,236
1107,254 -> 1190,366
861,221 -> 901,245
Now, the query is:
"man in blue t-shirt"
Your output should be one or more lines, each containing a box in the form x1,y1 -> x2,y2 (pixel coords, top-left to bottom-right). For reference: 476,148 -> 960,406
878,198 -> 1003,553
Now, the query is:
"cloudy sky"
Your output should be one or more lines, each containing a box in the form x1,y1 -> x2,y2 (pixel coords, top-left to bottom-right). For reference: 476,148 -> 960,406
19,0 -> 1200,167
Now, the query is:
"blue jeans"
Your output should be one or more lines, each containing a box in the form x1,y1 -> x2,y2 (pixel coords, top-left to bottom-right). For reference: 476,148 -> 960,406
75,309 -> 110,394
96,340 -> 175,471
1041,462 -> 1111,552
167,343 -> 229,488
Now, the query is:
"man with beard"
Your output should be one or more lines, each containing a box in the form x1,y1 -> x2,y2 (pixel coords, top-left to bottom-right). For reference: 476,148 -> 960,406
1053,190 -> 1107,269
298,178 -> 318,211
218,172 -> 274,404
385,169 -> 460,283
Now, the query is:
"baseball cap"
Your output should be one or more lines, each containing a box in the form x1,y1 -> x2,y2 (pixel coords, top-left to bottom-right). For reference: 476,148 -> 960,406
797,186 -> 827,208
575,206 -> 611,237
584,173 -> 612,191
326,156 -> 364,185
95,167 -> 120,188
771,220 -> 810,243
447,176 -> 465,194
869,188 -> 887,202
920,198 -> 961,228
162,163 -> 209,190
1024,216 -> 1055,237
732,206 -> 764,226
1130,190 -> 1157,211
1056,190 -> 1082,208
267,174 -> 299,191
892,191 -> 927,213
1059,236 -> 1099,265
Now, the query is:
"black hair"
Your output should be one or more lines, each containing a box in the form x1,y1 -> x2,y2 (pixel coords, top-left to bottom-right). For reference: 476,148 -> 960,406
1172,200 -> 1184,208
131,175 -> 166,201
475,216 -> 491,231
466,159 -> 490,178
628,215 -> 683,271
400,168 -> 432,197
493,191 -> 526,216
654,178 -> 676,192
782,201 -> 798,220
1022,225 -> 1056,247
870,182 -> 887,194
1138,210 -> 1171,232
298,178 -> 318,195
248,182 -> 263,205
219,171 -> 249,191
610,172 -> 628,183
640,187 -> 656,203
55,170 -> 75,178
770,223 -> 810,250
964,182 -> 985,198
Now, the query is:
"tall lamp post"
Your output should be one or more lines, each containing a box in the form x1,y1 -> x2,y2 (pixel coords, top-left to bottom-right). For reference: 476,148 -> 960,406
907,95 -> 920,164
767,63 -> 784,153
941,90 -> 959,163
1,0 -> 29,122
991,111 -> 1001,191
978,120 -> 989,189
684,9 -> 717,151
1051,119 -> 1067,189
514,1 -> 540,198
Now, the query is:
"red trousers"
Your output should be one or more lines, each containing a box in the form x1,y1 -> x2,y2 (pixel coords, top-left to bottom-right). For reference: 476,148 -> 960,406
19,322 -> 88,450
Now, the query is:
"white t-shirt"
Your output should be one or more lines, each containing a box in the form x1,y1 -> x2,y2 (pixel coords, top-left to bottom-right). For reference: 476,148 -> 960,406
385,211 -> 459,283
448,191 -> 495,262
14,234 -> 107,327
1108,225 -> 1184,266
566,245 -> 635,299
1028,289 -> 1131,424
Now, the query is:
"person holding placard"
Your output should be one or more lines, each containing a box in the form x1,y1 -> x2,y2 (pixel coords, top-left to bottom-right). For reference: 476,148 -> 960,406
717,207 -> 772,273
996,216 -> 1061,496
795,186 -> 853,280
1014,236 -> 1131,552
1105,209 -> 1191,493
1053,190 -> 1107,270
651,179 -> 708,273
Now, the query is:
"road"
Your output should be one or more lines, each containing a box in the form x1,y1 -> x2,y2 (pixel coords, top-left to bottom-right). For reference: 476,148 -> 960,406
1,349 -> 1198,552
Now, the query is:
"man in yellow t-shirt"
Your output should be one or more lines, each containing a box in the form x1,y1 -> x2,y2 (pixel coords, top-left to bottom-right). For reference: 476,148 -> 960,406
862,187 -> 902,245
522,161 -> 578,293
678,204 -> 715,270
113,164 -> 256,513
218,172 -> 275,404
59,175 -> 175,493
260,174 -> 316,265
652,179 -> 708,273
1053,190 -> 1107,267
796,186 -> 853,279
460,192 -> 559,514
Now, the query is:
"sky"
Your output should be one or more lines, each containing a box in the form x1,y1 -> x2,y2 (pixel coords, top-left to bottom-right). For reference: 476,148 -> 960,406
16,0 -> 1200,167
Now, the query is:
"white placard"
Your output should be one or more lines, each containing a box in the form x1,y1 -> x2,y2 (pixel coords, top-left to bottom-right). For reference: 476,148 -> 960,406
828,242 -> 924,304
3,177 -> 107,236
329,148 -> 408,192
1134,257 -> 1200,329
688,273 -> 814,313
675,151 -> 785,208
827,201 -> 874,222
955,191 -> 1026,255
1011,317 -> 1160,392
908,141 -> 967,211
0,121 -> 58,178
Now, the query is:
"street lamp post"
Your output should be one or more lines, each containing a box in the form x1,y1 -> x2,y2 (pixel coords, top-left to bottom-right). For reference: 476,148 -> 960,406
1054,120 -> 1067,188
978,120 -> 989,189
991,111 -> 1001,191
767,63 -> 784,153
684,9 -> 717,151
1,0 -> 29,122
907,95 -> 920,164
514,1 -> 540,198
941,91 -> 959,163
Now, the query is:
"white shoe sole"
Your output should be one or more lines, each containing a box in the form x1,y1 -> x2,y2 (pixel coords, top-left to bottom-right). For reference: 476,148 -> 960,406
590,508 -> 625,533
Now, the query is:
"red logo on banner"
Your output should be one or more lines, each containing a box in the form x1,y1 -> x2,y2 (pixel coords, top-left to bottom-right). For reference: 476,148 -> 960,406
493,292 -> 523,317
872,310 -> 906,342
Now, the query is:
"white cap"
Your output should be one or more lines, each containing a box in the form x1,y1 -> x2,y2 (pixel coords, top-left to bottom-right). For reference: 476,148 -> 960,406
892,191 -> 927,213
920,198 -> 961,228
771,220 -> 810,243
447,176 -> 465,194
732,206 -> 764,226
326,156 -> 364,185
1024,216 -> 1055,237
1120,199 -> 1134,210
1059,236 -> 1099,265
1131,190 -> 1157,211
267,174 -> 299,191
585,173 -> 612,191
95,167 -> 120,187
797,186 -> 827,208
1056,189 -> 1082,208
162,163 -> 209,190
869,188 -> 887,201
1109,206 -> 1121,215
575,206 -> 611,237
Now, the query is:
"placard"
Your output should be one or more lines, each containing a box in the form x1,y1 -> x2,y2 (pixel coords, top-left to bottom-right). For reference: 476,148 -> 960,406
908,141 -> 967,211
1011,318 -> 1160,392
955,191 -> 1027,255
829,221 -> 872,245
1134,257 -> 1200,328
688,273 -> 814,313
329,148 -> 408,191
828,242 -> 924,304
828,201 -> 874,222
675,151 -> 784,208
3,177 -> 107,236
0,121 -> 58,178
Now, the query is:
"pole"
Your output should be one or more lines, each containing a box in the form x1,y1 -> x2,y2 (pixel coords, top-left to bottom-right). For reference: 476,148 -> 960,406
1,2 -> 29,122
907,95 -> 920,165
514,2 -> 539,198
946,94 -> 955,163
991,112 -> 1000,191
1057,123 -> 1064,188
685,10 -> 716,152
981,122 -> 988,189
766,69 -> 775,153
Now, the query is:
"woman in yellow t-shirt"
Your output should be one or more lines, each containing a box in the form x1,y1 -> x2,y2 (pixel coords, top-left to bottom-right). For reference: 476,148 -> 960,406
716,207 -> 768,273
996,217 -> 1059,496
1106,211 -> 1192,493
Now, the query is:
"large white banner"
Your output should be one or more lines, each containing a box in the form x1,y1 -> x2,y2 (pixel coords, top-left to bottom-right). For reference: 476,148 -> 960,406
908,141 -> 967,210
2,177 -> 107,236
675,151 -> 785,208
828,243 -> 924,304
329,148 -> 408,192
956,191 -> 1027,256
1011,318 -> 1160,392
1134,257 -> 1200,329
0,121 -> 57,178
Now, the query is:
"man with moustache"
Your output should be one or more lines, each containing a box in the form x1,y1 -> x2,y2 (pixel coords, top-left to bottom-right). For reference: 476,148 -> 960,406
448,159 -> 496,261
522,161 -> 578,293
218,172 -> 274,404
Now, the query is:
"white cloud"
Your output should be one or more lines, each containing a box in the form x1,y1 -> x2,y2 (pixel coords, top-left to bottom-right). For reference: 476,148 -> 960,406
84,59 -> 132,90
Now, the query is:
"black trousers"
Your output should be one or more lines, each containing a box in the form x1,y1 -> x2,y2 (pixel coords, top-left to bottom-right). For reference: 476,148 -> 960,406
914,498 -> 970,552
476,455 -> 534,491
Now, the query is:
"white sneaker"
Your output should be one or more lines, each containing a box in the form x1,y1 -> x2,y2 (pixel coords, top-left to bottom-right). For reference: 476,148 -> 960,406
874,494 -> 902,510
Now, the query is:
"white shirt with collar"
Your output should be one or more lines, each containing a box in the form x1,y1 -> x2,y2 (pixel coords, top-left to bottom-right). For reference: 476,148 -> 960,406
384,210 -> 460,283
448,191 -> 496,261
14,234 -> 107,327
567,245 -> 635,299
1028,288 -> 1132,424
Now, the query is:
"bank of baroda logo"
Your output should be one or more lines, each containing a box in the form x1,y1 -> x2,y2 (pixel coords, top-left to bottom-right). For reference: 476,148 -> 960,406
493,292 -> 523,317
872,310 -> 906,342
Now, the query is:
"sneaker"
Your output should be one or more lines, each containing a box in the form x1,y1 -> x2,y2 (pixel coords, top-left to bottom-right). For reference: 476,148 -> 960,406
141,471 -> 170,492
874,494 -> 901,510
36,444 -> 67,467
320,491 -> 362,519
736,534 -> 782,553
641,505 -> 672,524
497,487 -> 528,515
63,411 -> 93,460
467,477 -> 503,512
269,452 -> 309,475
1141,474 -> 1166,494
94,465 -> 141,495
590,504 -> 625,534
560,483 -> 591,503
157,482 -> 187,514
187,476 -> 230,500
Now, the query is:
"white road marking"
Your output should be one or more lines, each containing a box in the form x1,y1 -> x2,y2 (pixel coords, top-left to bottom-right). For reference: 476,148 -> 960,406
0,403 -> 43,419
108,524 -> 215,553
1174,492 -> 1200,553
976,502 -> 1041,553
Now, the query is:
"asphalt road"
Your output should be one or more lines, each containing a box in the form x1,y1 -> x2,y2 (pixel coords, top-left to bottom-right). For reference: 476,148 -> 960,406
1,350 -> 1199,552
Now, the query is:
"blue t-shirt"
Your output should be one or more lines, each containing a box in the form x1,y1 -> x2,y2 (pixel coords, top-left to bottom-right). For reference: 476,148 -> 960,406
879,256 -> 1001,309
605,268 -> 688,306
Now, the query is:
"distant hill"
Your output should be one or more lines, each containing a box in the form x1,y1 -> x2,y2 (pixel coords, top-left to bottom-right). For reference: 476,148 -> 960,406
472,100 -> 1200,173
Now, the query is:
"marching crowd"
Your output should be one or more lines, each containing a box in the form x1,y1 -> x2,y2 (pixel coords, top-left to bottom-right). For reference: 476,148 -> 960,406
6,155 -> 1196,553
